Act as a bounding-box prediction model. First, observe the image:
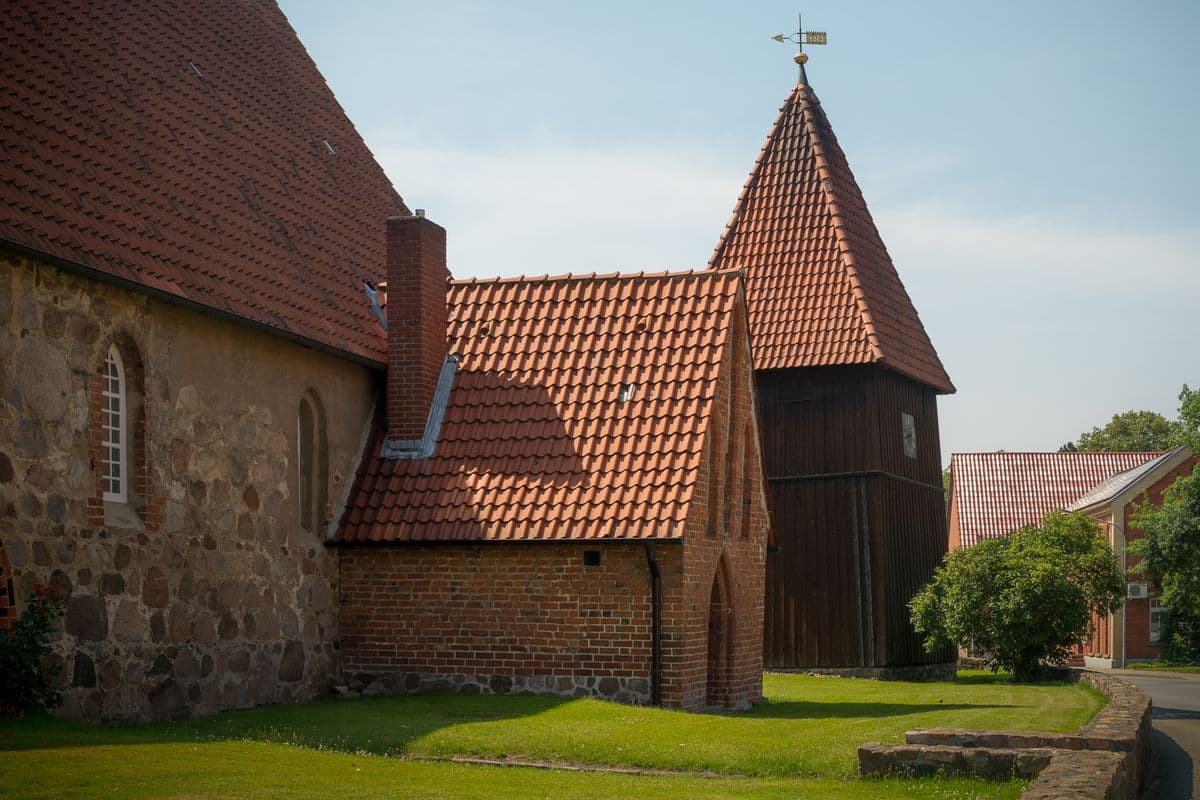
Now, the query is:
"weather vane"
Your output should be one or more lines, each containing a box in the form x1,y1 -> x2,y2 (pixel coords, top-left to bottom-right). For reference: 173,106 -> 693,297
772,13 -> 826,84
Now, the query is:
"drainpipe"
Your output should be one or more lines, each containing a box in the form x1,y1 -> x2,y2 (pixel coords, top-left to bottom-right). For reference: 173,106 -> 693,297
643,542 -> 662,706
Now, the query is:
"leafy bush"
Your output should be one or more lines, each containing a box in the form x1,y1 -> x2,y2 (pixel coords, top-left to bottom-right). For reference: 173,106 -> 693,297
1,584 -> 65,715
911,511 -> 1125,681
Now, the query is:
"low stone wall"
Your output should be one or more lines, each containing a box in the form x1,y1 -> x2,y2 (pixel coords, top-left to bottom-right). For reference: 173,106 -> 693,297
859,670 -> 1151,800
858,743 -> 1052,779
1022,750 -> 1131,800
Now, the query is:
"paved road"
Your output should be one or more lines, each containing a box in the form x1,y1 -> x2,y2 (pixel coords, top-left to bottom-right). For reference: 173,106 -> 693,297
1110,669 -> 1200,799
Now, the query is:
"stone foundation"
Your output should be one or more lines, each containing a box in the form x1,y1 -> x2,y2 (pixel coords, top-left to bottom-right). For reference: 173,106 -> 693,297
778,661 -> 957,682
352,671 -> 653,706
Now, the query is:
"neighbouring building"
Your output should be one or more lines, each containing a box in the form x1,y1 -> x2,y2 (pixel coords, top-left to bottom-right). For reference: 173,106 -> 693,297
709,62 -> 956,674
1,0 -> 408,719
331,218 -> 770,710
948,448 -> 1197,667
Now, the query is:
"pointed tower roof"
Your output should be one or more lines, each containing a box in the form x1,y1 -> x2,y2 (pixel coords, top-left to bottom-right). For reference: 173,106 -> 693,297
709,79 -> 954,393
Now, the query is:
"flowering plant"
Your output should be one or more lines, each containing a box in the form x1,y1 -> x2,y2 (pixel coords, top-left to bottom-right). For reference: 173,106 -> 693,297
1,583 -> 66,715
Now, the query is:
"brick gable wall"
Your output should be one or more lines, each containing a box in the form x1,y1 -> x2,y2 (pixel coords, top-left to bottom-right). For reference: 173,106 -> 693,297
671,302 -> 767,710
337,297 -> 769,711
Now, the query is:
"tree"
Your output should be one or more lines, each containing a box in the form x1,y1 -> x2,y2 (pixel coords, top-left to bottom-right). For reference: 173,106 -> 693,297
1130,385 -> 1200,663
1062,410 -> 1180,453
911,511 -> 1125,681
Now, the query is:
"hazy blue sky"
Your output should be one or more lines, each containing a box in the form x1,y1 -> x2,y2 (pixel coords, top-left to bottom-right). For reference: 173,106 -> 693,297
279,0 -> 1199,460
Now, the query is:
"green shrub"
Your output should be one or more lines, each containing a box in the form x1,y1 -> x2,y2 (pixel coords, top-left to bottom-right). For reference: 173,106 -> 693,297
911,512 -> 1125,681
0,584 -> 65,715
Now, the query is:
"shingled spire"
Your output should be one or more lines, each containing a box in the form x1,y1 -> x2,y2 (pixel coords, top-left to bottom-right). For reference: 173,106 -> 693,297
709,77 -> 954,394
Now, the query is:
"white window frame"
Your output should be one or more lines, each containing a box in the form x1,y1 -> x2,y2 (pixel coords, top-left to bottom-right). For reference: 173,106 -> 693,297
1149,598 -> 1170,644
101,345 -> 128,503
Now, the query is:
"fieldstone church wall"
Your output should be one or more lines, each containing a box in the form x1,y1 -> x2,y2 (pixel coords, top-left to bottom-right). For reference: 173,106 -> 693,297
0,254 -> 376,721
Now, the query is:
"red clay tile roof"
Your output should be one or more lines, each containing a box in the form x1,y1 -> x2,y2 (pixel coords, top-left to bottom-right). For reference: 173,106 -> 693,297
0,0 -> 405,364
709,82 -> 954,393
335,269 -> 745,543
950,451 -> 1163,548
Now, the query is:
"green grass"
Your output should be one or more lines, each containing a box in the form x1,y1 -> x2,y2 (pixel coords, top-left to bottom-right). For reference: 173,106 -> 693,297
1126,661 -> 1200,674
0,740 -> 1026,800
0,671 -> 1101,799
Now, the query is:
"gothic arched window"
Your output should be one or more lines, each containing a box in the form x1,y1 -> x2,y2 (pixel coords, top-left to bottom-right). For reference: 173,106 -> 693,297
101,345 -> 128,502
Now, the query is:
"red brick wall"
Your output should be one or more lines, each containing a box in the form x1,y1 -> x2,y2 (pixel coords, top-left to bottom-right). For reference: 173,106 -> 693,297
669,302 -> 768,710
947,490 -> 961,551
340,542 -> 661,702
1122,455 -> 1196,661
386,216 -> 448,442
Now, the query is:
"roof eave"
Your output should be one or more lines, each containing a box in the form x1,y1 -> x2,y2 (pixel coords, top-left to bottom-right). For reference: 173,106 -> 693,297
2,239 -> 388,370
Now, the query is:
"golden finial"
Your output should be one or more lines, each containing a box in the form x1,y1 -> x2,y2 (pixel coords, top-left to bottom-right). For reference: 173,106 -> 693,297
772,13 -> 826,85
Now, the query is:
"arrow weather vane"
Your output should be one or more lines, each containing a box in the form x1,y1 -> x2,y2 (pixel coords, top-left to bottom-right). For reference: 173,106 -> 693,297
772,13 -> 827,84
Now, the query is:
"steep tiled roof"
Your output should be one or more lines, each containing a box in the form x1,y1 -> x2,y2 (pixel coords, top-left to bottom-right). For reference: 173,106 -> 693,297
335,270 -> 745,543
1067,447 -> 1190,512
950,451 -> 1162,548
0,0 -> 406,363
709,81 -> 954,393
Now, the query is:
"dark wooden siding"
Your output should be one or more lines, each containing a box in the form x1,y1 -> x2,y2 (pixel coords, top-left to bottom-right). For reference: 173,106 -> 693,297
758,365 -> 951,668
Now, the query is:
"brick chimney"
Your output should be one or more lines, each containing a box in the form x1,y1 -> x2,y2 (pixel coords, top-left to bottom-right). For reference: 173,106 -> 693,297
385,213 -> 449,444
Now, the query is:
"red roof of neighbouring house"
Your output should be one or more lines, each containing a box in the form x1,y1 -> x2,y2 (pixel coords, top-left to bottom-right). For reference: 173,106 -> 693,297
709,81 -> 954,393
1067,447 -> 1193,512
0,0 -> 405,364
949,451 -> 1163,548
335,269 -> 746,543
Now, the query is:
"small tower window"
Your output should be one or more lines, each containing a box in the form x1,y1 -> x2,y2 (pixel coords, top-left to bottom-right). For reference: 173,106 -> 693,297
901,412 -> 917,459
101,345 -> 127,502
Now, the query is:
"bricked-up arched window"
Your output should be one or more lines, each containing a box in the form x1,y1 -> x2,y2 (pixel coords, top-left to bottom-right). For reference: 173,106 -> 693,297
297,391 -> 329,533
741,422 -> 754,539
101,345 -> 128,502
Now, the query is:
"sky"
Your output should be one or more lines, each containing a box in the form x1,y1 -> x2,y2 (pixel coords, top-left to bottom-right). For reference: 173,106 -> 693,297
278,0 -> 1199,461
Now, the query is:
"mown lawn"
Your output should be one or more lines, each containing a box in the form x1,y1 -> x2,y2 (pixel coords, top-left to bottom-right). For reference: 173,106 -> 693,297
0,741 -> 1025,800
0,671 -> 1103,799
1126,662 -> 1200,674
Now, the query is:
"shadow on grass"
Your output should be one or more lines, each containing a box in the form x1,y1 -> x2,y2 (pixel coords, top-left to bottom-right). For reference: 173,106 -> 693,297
748,701 -> 1010,720
0,693 -> 574,756
951,673 -> 1075,688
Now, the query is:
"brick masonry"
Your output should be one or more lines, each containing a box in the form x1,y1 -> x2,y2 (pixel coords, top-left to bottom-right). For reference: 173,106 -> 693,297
385,215 -> 448,443
340,301 -> 769,712
0,254 -> 375,720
